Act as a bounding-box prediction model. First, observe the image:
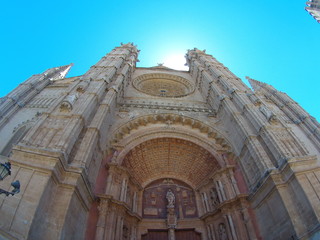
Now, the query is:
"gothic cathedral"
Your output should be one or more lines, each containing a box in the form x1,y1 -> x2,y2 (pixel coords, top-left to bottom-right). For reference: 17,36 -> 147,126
0,43 -> 319,240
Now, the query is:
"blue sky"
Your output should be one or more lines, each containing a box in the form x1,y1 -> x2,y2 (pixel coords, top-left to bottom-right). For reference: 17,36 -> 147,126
1,1 -> 319,120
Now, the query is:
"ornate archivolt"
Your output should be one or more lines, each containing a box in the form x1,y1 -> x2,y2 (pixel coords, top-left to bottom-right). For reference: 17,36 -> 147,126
121,137 -> 221,188
108,113 -> 236,188
111,113 -> 231,150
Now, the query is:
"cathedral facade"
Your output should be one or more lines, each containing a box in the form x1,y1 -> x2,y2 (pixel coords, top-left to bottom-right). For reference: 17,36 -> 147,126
0,43 -> 319,240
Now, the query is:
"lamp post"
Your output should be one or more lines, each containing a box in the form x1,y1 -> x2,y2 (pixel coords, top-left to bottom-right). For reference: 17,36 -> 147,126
0,162 -> 20,196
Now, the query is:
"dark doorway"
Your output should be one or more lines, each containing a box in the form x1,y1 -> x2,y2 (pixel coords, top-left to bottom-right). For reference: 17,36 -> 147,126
142,229 -> 201,240
176,229 -> 201,240
142,230 -> 168,240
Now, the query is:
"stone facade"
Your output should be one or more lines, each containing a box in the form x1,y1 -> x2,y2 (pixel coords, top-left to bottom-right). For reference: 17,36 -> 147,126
0,43 -> 319,240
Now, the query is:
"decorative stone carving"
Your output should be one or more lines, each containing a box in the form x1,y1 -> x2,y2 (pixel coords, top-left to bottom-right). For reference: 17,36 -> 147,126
166,189 -> 175,208
133,73 -> 194,98
210,188 -> 220,208
166,188 -> 177,239
246,92 -> 262,106
77,79 -> 90,92
97,199 -> 109,217
218,223 -> 228,240
110,150 -> 119,163
60,93 -> 79,112
259,105 -> 278,123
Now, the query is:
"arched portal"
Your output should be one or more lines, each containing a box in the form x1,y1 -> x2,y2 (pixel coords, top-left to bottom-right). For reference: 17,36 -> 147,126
91,132 -> 258,240
121,137 -> 221,188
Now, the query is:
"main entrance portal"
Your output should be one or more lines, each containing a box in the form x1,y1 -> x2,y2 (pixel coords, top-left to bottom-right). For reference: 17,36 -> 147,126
90,135 -> 259,239
141,179 -> 200,239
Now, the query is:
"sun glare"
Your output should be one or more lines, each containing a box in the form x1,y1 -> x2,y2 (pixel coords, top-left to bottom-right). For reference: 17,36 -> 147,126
163,53 -> 189,71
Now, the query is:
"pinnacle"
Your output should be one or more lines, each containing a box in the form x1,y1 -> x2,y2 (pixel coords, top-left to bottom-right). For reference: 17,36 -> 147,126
120,42 -> 138,48
44,63 -> 73,80
246,76 -> 263,91
246,76 -> 277,93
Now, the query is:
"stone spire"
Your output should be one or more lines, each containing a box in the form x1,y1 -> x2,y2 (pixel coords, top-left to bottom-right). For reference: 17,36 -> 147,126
42,63 -> 73,81
246,76 -> 274,92
246,76 -> 262,91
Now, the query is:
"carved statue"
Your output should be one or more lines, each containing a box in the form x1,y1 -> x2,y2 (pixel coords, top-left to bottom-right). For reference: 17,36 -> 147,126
166,189 -> 175,208
210,188 -> 220,207
219,223 -> 228,240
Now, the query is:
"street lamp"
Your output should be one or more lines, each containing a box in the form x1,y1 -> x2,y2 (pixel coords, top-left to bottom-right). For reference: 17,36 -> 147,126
0,162 -> 11,180
0,162 -> 20,196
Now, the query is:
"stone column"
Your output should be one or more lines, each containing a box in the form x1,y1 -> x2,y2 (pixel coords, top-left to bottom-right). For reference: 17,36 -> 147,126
166,189 -> 177,240
240,208 -> 257,240
215,181 -> 223,202
132,192 -> 137,212
217,180 -> 227,201
105,172 -> 113,195
104,208 -> 116,240
168,228 -> 175,240
202,192 -> 210,212
224,214 -> 238,240
95,199 -> 109,240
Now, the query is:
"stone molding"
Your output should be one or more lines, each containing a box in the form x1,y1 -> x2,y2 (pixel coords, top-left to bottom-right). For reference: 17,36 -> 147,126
132,73 -> 195,98
111,113 -> 230,150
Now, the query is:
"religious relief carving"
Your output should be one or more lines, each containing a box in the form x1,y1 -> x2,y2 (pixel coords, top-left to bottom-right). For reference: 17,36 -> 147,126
166,189 -> 175,208
166,188 -> 177,239
209,188 -> 220,208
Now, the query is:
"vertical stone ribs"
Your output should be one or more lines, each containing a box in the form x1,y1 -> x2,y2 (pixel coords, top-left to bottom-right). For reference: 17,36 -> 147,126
21,44 -> 139,170
0,64 -> 72,130
186,48 -> 313,192
186,49 -> 275,180
247,77 -> 320,149
70,43 -> 139,187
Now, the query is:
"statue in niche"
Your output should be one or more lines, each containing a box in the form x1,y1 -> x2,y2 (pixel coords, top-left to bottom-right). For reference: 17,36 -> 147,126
166,189 -> 175,208
218,223 -> 228,240
210,188 -> 220,207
